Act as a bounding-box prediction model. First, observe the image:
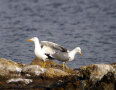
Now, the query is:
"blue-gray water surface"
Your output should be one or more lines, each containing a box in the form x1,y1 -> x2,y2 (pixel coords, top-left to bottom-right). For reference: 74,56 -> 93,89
0,0 -> 116,68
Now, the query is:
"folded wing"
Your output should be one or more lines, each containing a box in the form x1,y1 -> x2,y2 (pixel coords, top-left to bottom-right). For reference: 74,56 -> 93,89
52,52 -> 69,62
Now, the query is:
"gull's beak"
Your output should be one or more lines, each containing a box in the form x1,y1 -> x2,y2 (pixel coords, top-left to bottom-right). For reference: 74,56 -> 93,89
80,52 -> 82,56
27,39 -> 32,42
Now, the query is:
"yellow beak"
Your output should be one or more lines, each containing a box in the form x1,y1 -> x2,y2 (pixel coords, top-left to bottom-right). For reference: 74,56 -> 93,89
27,39 -> 32,42
80,52 -> 82,56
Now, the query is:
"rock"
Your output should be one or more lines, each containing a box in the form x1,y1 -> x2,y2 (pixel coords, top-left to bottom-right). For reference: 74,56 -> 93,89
0,57 -> 115,90
90,64 -> 114,82
31,58 -> 76,74
22,58 -> 70,78
7,78 -> 33,84
0,58 -> 25,77
45,68 -> 68,78
30,57 -> 63,69
75,63 -> 116,90
22,65 -> 46,76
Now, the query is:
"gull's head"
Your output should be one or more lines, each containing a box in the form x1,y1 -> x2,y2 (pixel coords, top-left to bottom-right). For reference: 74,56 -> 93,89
75,47 -> 82,56
27,37 -> 39,42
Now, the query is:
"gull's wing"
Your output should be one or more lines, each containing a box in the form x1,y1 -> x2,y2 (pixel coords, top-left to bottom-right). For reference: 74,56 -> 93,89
52,52 -> 69,62
41,41 -> 67,52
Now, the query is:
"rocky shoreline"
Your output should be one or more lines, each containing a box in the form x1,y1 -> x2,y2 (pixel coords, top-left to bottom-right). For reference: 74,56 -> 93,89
0,58 -> 115,90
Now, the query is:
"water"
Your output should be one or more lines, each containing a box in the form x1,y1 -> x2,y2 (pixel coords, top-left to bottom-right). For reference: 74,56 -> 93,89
0,0 -> 115,68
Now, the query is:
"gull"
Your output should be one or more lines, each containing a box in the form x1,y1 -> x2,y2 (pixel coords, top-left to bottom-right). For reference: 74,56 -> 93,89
27,37 -> 67,68
52,47 -> 82,70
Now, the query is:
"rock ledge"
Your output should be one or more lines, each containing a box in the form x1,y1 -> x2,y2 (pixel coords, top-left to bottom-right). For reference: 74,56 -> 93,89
0,58 -> 115,90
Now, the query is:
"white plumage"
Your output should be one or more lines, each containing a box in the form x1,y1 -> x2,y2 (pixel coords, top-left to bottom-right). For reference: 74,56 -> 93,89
28,37 -> 82,69
28,37 -> 67,68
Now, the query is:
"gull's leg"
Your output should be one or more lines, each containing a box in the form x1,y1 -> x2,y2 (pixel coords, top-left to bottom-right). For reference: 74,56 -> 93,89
63,62 -> 65,70
65,63 -> 69,70
42,61 -> 46,68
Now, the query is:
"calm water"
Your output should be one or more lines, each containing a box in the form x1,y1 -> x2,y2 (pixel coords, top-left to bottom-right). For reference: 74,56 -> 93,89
0,0 -> 116,68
